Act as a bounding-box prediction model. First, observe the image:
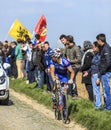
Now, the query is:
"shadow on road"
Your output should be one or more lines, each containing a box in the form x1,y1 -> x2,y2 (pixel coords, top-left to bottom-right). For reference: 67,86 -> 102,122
0,100 -> 14,106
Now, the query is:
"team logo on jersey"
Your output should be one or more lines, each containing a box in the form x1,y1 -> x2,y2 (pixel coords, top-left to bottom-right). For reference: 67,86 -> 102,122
64,60 -> 69,65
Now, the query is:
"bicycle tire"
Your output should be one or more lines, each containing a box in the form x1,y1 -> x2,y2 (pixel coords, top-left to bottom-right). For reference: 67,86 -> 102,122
61,94 -> 69,124
54,92 -> 61,120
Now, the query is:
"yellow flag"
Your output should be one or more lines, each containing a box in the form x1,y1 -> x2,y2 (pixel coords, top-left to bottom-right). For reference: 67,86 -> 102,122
8,19 -> 32,40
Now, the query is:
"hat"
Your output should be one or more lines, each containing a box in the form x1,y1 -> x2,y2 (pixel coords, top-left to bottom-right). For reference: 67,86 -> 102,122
31,40 -> 37,46
83,41 -> 92,51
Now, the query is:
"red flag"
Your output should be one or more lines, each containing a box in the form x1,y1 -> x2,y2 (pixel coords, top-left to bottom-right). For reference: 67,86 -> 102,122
34,15 -> 47,42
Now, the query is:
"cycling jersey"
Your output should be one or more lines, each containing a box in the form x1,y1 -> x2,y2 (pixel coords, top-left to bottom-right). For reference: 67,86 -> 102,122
50,57 -> 71,83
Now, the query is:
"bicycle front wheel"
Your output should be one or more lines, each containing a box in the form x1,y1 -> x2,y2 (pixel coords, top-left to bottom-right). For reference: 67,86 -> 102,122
61,94 -> 70,124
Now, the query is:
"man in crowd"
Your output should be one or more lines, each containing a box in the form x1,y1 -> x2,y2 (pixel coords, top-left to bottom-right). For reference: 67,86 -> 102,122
65,35 -> 82,99
43,41 -> 53,92
96,33 -> 111,110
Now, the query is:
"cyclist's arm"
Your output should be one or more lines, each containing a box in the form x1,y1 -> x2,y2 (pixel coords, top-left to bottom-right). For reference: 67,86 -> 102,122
67,65 -> 74,81
50,64 -> 55,82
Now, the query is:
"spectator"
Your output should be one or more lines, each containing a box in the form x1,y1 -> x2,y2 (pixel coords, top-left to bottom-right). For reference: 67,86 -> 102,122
15,39 -> 24,79
35,34 -> 41,43
59,34 -> 68,46
27,42 -> 35,83
81,41 -> 94,101
83,41 -> 102,109
96,33 -> 111,110
2,40 -> 12,75
30,41 -> 38,86
0,41 -> 5,64
43,41 -> 53,92
35,42 -> 45,88
21,41 -> 27,78
65,35 -> 82,99
22,35 -> 32,83
78,45 -> 84,58
59,34 -> 68,57
10,41 -> 18,79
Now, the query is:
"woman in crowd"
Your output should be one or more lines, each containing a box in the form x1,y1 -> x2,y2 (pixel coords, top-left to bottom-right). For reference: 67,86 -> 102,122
83,41 -> 102,109
81,41 -> 94,101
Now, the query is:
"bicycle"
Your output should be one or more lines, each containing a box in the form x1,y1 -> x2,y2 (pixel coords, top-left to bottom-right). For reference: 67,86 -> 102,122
53,79 -> 70,124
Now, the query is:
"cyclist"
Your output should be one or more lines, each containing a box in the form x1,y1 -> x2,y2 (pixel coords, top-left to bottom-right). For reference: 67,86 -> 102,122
49,48 -> 75,108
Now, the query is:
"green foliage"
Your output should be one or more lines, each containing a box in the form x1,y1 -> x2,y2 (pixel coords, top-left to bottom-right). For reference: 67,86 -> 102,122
10,79 -> 52,109
10,79 -> 111,130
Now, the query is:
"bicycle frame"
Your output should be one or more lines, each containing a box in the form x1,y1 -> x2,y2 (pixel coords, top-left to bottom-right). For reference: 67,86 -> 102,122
54,79 -> 70,124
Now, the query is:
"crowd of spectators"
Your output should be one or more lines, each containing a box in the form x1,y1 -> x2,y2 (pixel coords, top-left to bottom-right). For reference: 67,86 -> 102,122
0,33 -> 111,110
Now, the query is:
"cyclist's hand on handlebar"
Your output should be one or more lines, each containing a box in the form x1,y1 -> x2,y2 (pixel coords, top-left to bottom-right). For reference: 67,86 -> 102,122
68,79 -> 73,84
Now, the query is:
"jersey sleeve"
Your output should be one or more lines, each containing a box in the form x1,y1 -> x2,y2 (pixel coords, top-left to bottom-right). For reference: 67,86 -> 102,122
62,58 -> 71,67
49,60 -> 54,66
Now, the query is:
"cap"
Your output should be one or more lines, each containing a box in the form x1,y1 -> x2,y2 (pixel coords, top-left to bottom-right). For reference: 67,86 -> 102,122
83,41 -> 92,51
31,40 -> 37,46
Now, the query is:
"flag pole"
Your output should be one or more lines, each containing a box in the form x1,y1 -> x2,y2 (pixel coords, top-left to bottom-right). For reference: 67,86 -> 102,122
31,31 -> 35,41
4,19 -> 16,41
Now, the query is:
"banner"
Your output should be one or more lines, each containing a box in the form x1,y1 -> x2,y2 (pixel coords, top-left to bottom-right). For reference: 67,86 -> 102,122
34,15 -> 47,42
8,19 -> 32,40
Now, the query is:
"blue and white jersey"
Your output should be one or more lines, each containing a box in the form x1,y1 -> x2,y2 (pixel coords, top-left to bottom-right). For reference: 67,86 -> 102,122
50,57 -> 71,83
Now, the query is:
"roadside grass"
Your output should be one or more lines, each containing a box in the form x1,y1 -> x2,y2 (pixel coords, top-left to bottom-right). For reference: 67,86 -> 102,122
10,79 -> 111,130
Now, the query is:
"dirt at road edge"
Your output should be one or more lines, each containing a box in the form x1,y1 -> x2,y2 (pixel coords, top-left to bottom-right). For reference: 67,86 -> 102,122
10,88 -> 87,130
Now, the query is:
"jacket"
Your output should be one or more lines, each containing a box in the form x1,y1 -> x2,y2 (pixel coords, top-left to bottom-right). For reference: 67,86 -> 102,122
31,47 -> 45,70
89,52 -> 100,75
99,43 -> 111,76
15,44 -> 23,60
81,49 -> 94,84
65,44 -> 81,69
44,47 -> 52,68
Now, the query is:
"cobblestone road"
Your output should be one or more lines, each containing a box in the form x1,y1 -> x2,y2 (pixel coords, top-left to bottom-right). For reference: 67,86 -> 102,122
0,89 -> 86,130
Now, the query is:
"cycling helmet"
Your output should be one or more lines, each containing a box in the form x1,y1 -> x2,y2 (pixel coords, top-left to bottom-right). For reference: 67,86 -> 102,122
54,48 -> 62,58
50,48 -> 62,58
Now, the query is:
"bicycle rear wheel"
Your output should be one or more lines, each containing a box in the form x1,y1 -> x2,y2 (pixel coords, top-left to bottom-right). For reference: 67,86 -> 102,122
61,94 -> 70,124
